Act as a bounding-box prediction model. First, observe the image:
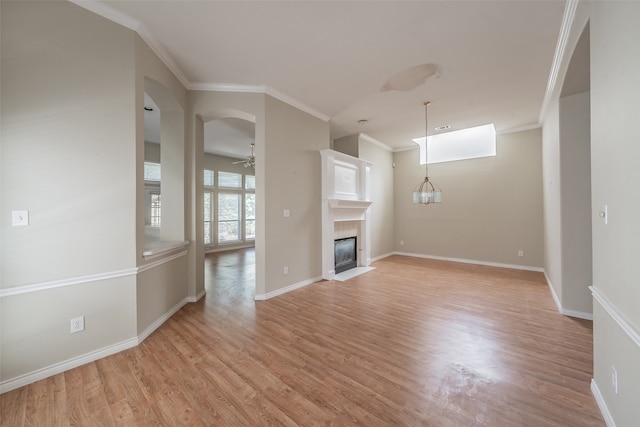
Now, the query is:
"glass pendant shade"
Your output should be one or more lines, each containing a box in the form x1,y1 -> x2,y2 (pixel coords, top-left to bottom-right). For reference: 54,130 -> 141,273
412,176 -> 442,205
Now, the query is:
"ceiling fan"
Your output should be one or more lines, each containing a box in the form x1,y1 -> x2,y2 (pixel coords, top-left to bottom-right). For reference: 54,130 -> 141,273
232,143 -> 255,168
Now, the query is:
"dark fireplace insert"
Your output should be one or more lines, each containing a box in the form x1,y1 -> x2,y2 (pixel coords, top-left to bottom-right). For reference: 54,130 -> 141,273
334,236 -> 357,274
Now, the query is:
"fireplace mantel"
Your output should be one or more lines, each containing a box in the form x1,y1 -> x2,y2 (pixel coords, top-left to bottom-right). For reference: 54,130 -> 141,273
320,149 -> 373,280
327,199 -> 373,209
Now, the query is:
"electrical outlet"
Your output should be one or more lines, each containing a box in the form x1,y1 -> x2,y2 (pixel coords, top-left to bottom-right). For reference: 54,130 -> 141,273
283,266 -> 289,275
70,316 -> 85,333
400,240 -> 404,246
612,366 -> 618,394
518,250 -> 524,257
12,210 -> 29,226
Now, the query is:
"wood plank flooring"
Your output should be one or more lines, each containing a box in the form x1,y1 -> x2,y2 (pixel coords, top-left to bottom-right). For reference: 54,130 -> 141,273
1,250 -> 604,426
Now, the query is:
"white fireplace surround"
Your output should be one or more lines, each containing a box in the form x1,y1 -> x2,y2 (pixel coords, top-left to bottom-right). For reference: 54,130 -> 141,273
320,149 -> 373,280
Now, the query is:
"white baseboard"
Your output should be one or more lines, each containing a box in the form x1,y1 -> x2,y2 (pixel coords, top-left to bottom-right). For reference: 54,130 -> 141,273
254,276 -> 322,301
561,307 -> 593,320
188,289 -> 206,303
393,251 -> 544,272
591,379 -> 617,427
0,337 -> 138,394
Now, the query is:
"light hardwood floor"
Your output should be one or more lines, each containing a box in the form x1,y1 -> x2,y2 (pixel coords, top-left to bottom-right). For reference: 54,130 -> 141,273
1,250 -> 604,426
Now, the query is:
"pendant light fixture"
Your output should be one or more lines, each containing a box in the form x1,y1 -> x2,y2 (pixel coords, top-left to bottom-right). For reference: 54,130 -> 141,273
412,101 -> 442,205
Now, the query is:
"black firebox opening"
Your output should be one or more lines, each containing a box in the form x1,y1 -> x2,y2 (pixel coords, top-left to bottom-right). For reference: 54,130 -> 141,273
335,236 -> 357,274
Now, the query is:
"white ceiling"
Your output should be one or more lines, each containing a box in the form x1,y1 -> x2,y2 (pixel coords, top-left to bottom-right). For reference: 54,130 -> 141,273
108,0 -> 568,158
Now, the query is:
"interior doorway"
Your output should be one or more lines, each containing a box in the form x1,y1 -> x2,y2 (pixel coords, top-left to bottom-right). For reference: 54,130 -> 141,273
202,116 -> 257,297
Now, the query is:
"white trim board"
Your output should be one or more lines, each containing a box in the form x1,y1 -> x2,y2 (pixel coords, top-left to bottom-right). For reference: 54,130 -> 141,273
1,251 -> 189,298
0,268 -> 137,298
591,286 -> 640,349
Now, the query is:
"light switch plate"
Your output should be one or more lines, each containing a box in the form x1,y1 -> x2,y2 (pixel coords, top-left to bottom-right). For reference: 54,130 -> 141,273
12,210 -> 29,226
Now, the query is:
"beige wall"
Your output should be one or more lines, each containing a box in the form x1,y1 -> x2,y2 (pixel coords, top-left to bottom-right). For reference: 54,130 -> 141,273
1,1 -> 139,384
263,95 -> 329,294
590,2 -> 640,424
542,1 -> 640,424
542,98 -> 563,294
137,256 -> 188,336
394,128 -> 544,268
358,140 -> 395,259
559,91 -> 592,315
0,1 -> 190,388
1,1 -> 137,287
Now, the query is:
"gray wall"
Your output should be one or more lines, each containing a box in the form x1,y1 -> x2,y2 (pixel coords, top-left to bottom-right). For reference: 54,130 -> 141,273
394,128 -> 544,269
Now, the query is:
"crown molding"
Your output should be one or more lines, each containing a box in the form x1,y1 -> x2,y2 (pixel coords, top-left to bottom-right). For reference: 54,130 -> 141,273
69,0 -> 140,31
539,0 -> 579,122
189,83 -> 267,93
265,86 -> 330,122
358,133 -> 393,152
136,24 -> 190,88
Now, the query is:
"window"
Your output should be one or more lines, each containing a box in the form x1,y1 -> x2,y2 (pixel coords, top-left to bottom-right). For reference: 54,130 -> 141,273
204,192 -> 213,244
204,169 -> 215,187
245,175 -> 255,190
414,124 -> 496,164
245,193 -> 255,240
218,171 -> 242,188
203,169 -> 255,246
150,192 -> 161,227
218,193 -> 241,242
144,162 -> 161,181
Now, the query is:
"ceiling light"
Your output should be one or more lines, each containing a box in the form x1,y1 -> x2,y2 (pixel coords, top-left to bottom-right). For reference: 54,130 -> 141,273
232,143 -> 255,168
412,101 -> 442,205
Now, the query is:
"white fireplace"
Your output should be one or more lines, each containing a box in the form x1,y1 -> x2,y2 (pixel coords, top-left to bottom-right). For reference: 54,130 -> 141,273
320,149 -> 373,280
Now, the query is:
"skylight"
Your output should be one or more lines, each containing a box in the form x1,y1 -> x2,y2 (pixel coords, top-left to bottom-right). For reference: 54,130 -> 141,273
413,124 -> 496,165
